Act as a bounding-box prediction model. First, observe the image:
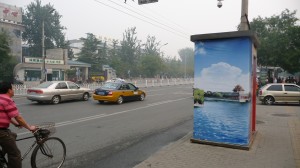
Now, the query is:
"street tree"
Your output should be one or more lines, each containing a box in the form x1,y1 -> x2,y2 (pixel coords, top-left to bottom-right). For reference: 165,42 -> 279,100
120,27 -> 141,78
78,33 -> 102,73
143,35 -> 160,56
22,0 -> 67,57
163,57 -> 182,78
178,47 -> 194,78
108,40 -> 122,74
140,55 -> 164,78
250,9 -> 300,73
0,31 -> 17,82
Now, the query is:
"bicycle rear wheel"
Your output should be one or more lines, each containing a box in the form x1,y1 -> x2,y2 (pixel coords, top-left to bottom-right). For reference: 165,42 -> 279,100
31,137 -> 66,168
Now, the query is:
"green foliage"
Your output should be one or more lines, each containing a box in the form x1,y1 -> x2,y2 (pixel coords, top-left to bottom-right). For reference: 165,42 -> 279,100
119,27 -> 141,78
163,57 -> 182,77
140,54 -> 163,77
75,27 -> 193,78
0,31 -> 11,63
178,48 -> 194,78
78,33 -> 102,73
194,89 -> 205,104
250,9 -> 300,73
0,31 -> 16,82
213,92 -> 223,98
22,0 -> 67,57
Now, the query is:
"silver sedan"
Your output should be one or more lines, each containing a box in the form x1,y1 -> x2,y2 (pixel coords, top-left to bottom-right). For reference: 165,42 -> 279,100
27,81 -> 91,104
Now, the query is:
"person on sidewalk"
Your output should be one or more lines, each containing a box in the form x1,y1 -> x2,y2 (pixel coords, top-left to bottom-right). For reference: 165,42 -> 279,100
0,81 -> 36,168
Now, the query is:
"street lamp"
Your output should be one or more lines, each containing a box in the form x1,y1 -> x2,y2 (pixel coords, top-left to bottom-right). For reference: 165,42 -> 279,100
158,43 -> 168,50
41,8 -> 55,82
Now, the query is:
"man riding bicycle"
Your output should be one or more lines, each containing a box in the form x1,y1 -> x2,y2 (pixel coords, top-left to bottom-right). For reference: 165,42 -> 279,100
0,81 -> 36,168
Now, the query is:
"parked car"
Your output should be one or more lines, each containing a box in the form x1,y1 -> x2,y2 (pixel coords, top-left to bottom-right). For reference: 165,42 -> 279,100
258,83 -> 300,105
27,81 -> 91,104
93,82 -> 146,104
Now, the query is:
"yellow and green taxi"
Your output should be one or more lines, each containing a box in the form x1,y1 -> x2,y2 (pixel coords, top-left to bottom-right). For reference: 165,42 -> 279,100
93,82 -> 146,104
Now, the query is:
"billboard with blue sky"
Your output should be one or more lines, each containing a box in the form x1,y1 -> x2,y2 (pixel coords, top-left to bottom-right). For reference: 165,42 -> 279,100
193,37 -> 253,147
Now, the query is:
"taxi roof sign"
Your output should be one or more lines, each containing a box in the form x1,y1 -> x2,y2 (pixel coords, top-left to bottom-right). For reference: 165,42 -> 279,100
138,0 -> 158,5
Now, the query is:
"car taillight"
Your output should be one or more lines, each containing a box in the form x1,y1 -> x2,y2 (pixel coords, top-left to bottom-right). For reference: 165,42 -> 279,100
108,91 -> 113,95
27,90 -> 43,94
36,90 -> 43,94
259,90 -> 262,95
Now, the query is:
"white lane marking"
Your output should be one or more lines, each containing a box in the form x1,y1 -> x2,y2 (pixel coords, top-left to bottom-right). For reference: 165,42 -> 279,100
17,96 -> 190,136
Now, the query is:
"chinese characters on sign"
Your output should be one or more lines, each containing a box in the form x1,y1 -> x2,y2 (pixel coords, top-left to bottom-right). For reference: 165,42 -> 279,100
24,58 -> 64,65
0,2 -> 22,23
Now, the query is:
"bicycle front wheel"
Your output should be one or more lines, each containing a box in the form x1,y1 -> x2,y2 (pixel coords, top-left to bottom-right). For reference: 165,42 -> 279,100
31,137 -> 66,168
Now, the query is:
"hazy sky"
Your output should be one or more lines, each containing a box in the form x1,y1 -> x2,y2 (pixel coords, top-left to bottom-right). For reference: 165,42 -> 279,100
2,0 -> 300,59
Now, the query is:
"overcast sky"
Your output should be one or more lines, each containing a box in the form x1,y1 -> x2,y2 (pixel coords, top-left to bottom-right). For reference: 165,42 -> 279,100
2,0 -> 300,59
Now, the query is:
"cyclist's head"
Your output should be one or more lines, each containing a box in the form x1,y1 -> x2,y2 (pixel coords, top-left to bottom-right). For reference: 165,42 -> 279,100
0,81 -> 13,94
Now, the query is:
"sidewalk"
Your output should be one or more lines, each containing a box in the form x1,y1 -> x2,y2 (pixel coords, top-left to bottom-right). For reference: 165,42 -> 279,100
134,104 -> 300,168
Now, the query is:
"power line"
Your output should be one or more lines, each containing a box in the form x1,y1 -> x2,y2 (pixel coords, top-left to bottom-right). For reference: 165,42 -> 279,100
93,0 -> 189,41
116,0 -> 190,37
105,0 -> 189,37
125,1 -> 192,36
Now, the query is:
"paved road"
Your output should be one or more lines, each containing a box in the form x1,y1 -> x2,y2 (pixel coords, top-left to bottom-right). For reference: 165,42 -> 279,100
12,84 -> 193,168
134,102 -> 300,168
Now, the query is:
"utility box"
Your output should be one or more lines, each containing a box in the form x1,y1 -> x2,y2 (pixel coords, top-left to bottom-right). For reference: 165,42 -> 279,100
191,31 -> 259,150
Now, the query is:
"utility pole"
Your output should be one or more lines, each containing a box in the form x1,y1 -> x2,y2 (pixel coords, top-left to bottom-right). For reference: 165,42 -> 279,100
184,54 -> 187,79
239,0 -> 249,31
41,8 -> 55,82
41,20 -> 45,82
217,0 -> 249,31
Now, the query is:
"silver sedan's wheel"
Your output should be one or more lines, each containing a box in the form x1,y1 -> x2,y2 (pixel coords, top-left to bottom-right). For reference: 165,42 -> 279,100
264,96 -> 274,105
82,93 -> 89,101
139,94 -> 145,101
117,96 -> 123,104
52,95 -> 60,104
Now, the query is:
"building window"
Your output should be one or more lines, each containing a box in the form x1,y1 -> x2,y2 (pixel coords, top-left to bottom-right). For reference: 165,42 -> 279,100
25,70 -> 41,81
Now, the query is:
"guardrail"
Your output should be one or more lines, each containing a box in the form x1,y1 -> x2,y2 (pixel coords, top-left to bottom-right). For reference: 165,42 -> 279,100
13,78 -> 194,96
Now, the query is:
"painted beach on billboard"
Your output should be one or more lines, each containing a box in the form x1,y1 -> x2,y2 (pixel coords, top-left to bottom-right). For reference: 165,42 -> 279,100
193,37 -> 252,146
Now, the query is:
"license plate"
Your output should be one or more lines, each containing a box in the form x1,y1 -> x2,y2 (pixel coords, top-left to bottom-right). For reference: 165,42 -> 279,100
97,92 -> 105,95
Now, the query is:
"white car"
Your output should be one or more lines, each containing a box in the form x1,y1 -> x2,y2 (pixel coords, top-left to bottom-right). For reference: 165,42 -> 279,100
27,81 -> 91,104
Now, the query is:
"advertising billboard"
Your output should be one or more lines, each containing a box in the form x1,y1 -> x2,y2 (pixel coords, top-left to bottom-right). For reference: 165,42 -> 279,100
0,2 -> 22,23
191,31 -> 258,149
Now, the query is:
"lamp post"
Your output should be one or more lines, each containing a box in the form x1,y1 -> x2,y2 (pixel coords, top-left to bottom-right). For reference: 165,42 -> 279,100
41,8 -> 55,82
158,43 -> 168,50
184,54 -> 187,79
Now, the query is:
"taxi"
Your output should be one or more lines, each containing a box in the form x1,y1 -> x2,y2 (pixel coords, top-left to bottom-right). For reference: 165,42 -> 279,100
93,81 -> 146,104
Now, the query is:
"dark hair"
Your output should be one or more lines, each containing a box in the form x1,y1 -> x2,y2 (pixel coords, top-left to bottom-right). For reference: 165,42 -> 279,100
0,81 -> 12,94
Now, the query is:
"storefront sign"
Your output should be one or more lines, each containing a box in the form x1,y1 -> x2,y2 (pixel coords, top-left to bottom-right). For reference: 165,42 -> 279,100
24,58 -> 64,65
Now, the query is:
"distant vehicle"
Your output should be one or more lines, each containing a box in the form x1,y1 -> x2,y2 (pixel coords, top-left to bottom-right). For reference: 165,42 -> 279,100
258,83 -> 300,105
106,78 -> 125,83
27,81 -> 91,104
93,82 -> 146,104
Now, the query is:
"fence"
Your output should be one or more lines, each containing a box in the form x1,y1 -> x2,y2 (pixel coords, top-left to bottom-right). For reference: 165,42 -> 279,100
13,78 -> 194,96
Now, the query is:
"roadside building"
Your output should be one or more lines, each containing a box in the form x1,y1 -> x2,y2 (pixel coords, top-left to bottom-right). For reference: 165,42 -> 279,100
0,2 -> 23,63
14,48 -> 91,85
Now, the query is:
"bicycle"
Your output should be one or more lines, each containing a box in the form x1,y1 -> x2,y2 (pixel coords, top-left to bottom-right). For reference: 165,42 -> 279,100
0,122 -> 66,168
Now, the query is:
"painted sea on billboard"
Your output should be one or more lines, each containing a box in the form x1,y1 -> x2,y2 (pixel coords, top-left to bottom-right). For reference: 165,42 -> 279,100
193,37 -> 252,146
